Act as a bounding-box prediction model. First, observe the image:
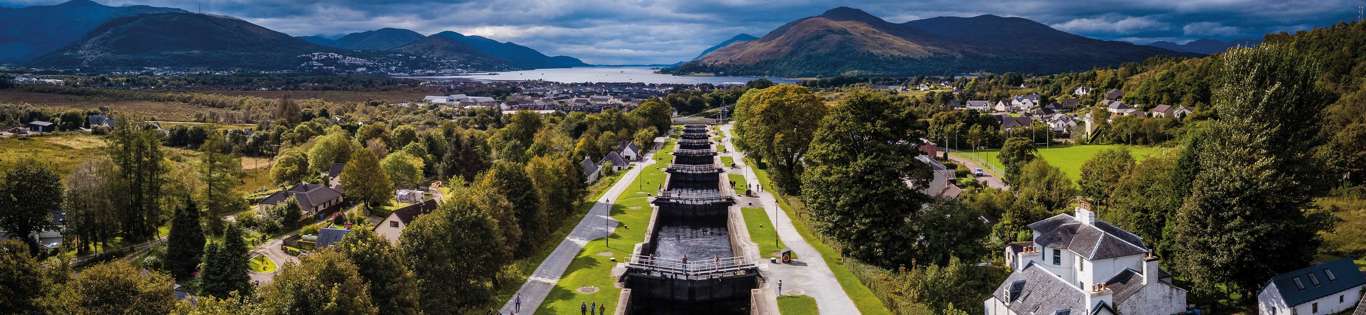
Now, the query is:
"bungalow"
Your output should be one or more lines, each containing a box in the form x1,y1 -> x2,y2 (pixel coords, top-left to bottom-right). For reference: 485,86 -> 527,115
1258,257 -> 1365,315
316,227 -> 349,248
997,115 -> 1034,131
966,100 -> 992,111
986,206 -> 1187,315
618,140 -> 643,161
581,156 -> 601,184
1149,105 -> 1192,119
257,183 -> 344,218
87,114 -> 113,129
1106,101 -> 1137,116
1011,94 -> 1041,112
27,120 -> 53,133
374,199 -> 438,244
994,100 -> 1011,113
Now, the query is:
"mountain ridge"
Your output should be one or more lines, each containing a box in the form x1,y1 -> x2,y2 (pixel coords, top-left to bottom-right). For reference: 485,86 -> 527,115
0,0 -> 185,63
694,34 -> 758,60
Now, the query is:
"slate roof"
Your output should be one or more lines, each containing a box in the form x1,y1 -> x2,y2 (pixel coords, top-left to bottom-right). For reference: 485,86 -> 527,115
997,115 -> 1034,129
991,263 -> 1087,314
1058,99 -> 1080,109
1150,105 -> 1173,115
619,140 -> 642,155
580,156 -> 599,177
1267,257 -> 1366,307
1028,214 -> 1148,260
316,228 -> 349,248
966,100 -> 991,108
602,151 -> 628,168
1105,89 -> 1123,100
260,183 -> 343,211
390,199 -> 437,225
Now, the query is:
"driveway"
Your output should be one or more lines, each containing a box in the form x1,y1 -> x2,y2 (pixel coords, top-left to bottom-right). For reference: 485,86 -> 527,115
946,154 -> 1008,190
248,235 -> 300,285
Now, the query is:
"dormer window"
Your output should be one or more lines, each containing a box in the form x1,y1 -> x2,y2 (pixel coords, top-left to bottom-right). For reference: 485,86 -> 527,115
1308,273 -> 1320,286
1052,249 -> 1061,265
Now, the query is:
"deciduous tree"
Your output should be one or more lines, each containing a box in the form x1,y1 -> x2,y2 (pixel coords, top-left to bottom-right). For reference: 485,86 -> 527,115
0,240 -> 46,313
1077,148 -> 1134,207
480,161 -> 542,255
342,148 -> 393,212
400,197 -> 509,314
55,261 -> 174,315
0,159 -> 62,256
270,148 -> 310,185
381,151 -> 424,189
335,229 -> 420,315
997,137 -> 1036,184
734,84 -> 826,194
256,250 -> 378,315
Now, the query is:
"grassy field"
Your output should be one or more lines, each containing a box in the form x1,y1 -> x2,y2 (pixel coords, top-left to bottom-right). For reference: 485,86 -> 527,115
536,139 -> 675,315
743,207 -> 786,258
746,156 -> 892,315
0,133 -> 108,173
950,144 -> 1172,182
777,295 -> 819,315
0,90 -> 236,121
1317,194 -> 1366,271
729,173 -> 750,196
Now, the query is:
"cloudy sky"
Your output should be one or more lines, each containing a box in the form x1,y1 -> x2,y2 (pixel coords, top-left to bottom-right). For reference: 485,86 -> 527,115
5,0 -> 1362,64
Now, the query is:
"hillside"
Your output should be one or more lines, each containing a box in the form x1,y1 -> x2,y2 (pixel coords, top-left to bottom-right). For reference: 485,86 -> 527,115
1148,39 -> 1256,55
0,0 -> 184,63
393,34 -> 510,70
676,7 -> 1187,76
694,34 -> 758,60
31,13 -> 329,70
330,28 -> 425,51
432,31 -> 586,68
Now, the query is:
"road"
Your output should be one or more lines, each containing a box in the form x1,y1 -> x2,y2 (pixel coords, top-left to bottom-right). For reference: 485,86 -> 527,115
721,124 -> 861,315
946,154 -> 1008,190
248,234 -> 300,285
498,151 -> 655,315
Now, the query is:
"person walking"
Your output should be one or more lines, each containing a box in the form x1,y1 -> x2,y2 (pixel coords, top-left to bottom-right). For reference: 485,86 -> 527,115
591,301 -> 597,315
514,294 -> 521,312
599,304 -> 606,315
580,302 -> 587,315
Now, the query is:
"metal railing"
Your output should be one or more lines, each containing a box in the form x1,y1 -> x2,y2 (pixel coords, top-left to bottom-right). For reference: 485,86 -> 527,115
627,254 -> 756,280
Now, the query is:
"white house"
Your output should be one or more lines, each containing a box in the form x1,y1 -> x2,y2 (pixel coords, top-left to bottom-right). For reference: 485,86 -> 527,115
1106,100 -> 1137,116
374,200 -> 437,244
618,140 -> 643,161
580,156 -> 601,184
1074,86 -> 1092,96
1011,94 -> 1041,112
985,206 -> 1187,315
1258,258 -> 1365,315
966,100 -> 992,111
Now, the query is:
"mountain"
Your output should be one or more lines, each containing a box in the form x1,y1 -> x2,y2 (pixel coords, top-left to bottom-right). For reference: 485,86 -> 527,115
432,31 -> 586,68
677,7 -> 1189,76
330,28 -> 425,51
393,33 -> 510,70
694,34 -> 758,60
1148,39 -> 1257,55
298,35 -> 338,47
0,0 -> 184,63
31,12 -> 330,70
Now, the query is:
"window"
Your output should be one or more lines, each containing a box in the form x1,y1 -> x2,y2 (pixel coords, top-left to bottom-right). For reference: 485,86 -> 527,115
1079,259 -> 1084,272
1309,274 -> 1320,286
390,221 -> 399,228
1312,302 -> 1318,313
1294,277 -> 1305,289
1325,269 -> 1337,281
1053,249 -> 1061,265
1340,295 -> 1344,303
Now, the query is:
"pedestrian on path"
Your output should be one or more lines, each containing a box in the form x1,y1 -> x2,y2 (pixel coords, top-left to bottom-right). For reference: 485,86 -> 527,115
591,301 -> 597,315
514,294 -> 521,312
778,280 -> 783,295
599,304 -> 606,315
580,302 -> 587,315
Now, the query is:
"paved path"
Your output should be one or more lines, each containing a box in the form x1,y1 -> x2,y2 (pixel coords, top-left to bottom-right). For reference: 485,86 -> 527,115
248,234 -> 300,285
721,124 -> 860,315
946,154 -> 1008,190
499,152 -> 656,315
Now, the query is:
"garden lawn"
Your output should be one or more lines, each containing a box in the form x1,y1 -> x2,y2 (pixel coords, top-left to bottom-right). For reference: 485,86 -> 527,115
536,139 -> 675,315
777,295 -> 819,315
721,156 -> 735,167
950,144 -> 1170,182
743,207 -> 785,258
249,255 -> 277,273
729,173 -> 750,196
747,156 -> 892,315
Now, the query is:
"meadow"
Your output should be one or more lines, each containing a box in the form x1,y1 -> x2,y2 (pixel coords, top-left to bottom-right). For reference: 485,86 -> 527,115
949,144 -> 1173,182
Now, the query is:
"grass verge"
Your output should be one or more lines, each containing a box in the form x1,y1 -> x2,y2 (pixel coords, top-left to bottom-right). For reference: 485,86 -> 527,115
777,295 -> 818,315
535,139 -> 676,314
742,207 -> 785,258
729,173 -> 750,196
249,255 -> 277,273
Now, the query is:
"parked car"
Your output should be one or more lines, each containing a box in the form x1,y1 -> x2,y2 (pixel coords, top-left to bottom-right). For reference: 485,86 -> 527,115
974,168 -> 986,177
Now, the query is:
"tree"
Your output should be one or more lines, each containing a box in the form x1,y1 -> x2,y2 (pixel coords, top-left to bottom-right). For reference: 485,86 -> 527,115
1170,44 -> 1334,299
165,197 -> 205,281
1014,159 -> 1076,218
0,240 -> 46,313
308,132 -> 355,174
270,148 -> 310,185
630,99 -> 672,135
202,132 -> 245,217
479,160 -> 542,255
1105,156 -> 1181,256
800,89 -> 927,268
55,261 -> 175,315
335,229 -> 420,315
734,84 -> 827,194
341,148 -> 393,212
201,224 -> 252,298
1077,148 -> 1135,207
108,117 -> 166,242
391,125 -> 418,149
913,201 -> 991,265
441,129 -> 489,182
997,137 -> 1036,184
256,250 -> 378,315
381,152 -> 425,189
400,197 -> 509,314
632,128 -> 657,152
526,154 -> 585,222
0,159 -> 61,256
64,159 -> 118,255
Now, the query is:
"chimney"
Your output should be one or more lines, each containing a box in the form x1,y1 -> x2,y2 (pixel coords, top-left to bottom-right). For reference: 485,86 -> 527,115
1075,205 -> 1096,226
1085,283 -> 1113,313
1142,254 -> 1160,285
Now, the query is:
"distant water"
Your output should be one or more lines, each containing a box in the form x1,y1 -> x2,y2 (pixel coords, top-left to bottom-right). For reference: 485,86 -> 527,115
416,67 -> 792,85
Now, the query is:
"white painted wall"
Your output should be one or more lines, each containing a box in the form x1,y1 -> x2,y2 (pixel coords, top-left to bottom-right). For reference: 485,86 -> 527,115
1260,283 -> 1363,315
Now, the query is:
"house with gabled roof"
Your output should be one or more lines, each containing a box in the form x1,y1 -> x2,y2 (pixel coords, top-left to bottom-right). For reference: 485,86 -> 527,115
374,199 -> 438,244
618,140 -> 643,161
581,156 -> 601,183
966,100 -> 992,111
986,205 -> 1187,315
601,151 -> 628,172
1258,257 -> 1365,315
257,183 -> 344,218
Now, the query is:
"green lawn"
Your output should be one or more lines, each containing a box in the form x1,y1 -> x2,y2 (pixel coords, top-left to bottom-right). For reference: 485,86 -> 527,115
778,295 -> 819,315
1316,194 -> 1366,272
729,173 -> 750,196
536,139 -> 676,315
746,156 -> 892,315
249,255 -> 277,273
743,207 -> 786,258
950,144 -> 1171,182
721,156 -> 735,167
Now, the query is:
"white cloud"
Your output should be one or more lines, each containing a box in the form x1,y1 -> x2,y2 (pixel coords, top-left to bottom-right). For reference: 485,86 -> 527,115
1183,21 -> 1239,36
1054,15 -> 1169,34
